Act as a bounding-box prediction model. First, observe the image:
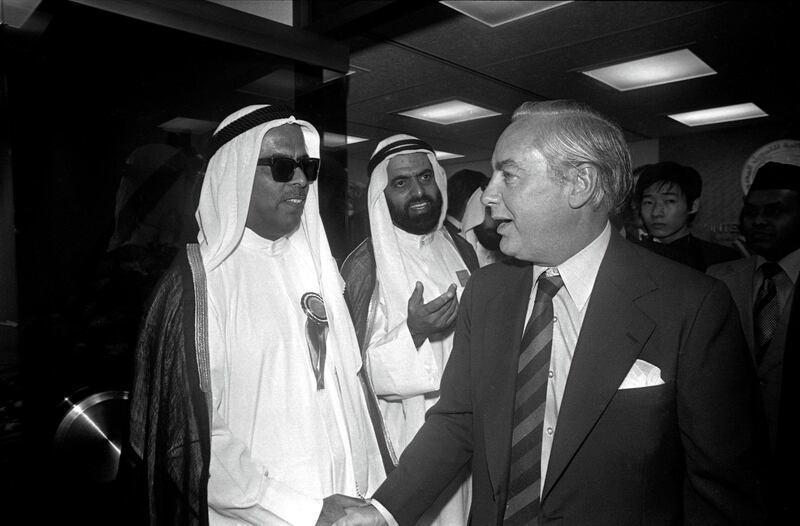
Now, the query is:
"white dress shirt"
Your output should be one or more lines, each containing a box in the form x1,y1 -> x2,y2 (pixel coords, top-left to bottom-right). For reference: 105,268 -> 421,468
526,222 -> 611,489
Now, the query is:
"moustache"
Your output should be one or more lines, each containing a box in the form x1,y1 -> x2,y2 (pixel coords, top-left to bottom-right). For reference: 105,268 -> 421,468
406,198 -> 434,209
285,187 -> 309,200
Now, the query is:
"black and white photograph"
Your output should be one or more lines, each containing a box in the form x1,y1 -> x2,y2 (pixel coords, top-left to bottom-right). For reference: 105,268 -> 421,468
1,1 -> 798,525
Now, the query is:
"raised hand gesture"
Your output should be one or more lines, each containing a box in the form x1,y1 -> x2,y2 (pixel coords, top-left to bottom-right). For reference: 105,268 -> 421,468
406,281 -> 458,348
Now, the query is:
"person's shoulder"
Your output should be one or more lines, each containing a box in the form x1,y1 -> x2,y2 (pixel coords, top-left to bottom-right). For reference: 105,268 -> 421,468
611,240 -> 738,322
340,237 -> 375,282
151,248 -> 186,290
469,257 -> 530,287
633,237 -> 682,260
623,236 -> 715,290
707,254 -> 755,279
144,245 -> 197,309
136,246 -> 196,341
696,236 -> 742,264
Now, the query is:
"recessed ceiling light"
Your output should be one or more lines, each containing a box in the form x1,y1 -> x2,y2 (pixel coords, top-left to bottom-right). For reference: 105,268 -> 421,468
435,150 -> 464,160
323,66 -> 366,84
668,103 -> 768,127
440,1 -> 571,28
398,100 -> 501,125
323,132 -> 369,148
582,49 -> 716,91
158,117 -> 218,134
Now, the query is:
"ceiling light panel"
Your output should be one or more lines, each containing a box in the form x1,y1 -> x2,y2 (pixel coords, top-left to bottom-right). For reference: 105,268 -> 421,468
440,1 -> 571,28
398,100 -> 501,125
323,65 -> 367,84
323,132 -> 368,148
435,150 -> 464,160
582,49 -> 716,91
668,103 -> 768,127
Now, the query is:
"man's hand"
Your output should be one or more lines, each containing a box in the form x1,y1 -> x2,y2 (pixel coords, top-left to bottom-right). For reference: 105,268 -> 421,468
315,494 -> 369,526
332,503 -> 388,526
407,282 -> 459,348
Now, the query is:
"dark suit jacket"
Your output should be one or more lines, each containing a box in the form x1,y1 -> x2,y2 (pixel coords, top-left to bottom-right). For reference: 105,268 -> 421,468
374,232 -> 767,525
707,256 -> 798,523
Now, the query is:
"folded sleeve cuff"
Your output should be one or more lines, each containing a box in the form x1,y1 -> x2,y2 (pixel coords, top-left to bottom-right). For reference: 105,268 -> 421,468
371,498 -> 399,526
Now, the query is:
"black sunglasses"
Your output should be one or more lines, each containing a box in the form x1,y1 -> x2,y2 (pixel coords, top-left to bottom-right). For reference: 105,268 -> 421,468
256,156 -> 320,182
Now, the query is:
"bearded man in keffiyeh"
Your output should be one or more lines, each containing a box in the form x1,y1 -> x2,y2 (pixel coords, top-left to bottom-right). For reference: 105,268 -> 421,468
128,105 -> 385,525
340,134 -> 478,525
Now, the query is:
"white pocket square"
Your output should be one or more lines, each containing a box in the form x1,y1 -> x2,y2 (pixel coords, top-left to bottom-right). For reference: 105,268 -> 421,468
618,359 -> 664,389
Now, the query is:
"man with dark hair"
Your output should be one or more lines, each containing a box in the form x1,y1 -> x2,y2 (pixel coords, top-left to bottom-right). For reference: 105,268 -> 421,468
339,134 -> 478,525
634,161 -> 740,270
445,168 -> 488,232
334,101 -> 766,526
708,160 -> 800,524
459,186 -> 505,267
128,105 -> 385,525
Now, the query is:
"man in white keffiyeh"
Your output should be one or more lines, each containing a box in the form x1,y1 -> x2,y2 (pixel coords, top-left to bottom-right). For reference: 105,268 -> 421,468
340,135 -> 478,525
129,105 -> 385,526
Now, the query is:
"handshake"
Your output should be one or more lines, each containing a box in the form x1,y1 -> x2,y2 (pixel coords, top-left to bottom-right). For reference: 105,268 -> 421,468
315,494 -> 389,526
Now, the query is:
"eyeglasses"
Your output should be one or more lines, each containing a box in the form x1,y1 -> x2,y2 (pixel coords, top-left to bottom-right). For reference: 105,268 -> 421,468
256,156 -> 320,182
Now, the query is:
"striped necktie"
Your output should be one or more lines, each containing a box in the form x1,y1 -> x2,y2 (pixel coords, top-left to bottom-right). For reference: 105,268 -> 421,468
504,270 -> 564,525
754,261 -> 782,364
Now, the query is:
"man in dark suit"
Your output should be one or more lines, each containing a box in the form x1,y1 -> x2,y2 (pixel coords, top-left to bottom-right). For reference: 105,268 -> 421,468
707,161 -> 800,524
333,100 -> 767,526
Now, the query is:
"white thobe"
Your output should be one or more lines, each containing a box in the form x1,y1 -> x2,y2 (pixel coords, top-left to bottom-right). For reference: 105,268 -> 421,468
366,226 -> 472,526
206,228 -> 362,525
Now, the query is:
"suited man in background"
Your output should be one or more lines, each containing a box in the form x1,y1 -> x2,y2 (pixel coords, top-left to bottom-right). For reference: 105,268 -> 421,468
707,161 -> 800,524
444,168 -> 488,234
334,99 -> 767,526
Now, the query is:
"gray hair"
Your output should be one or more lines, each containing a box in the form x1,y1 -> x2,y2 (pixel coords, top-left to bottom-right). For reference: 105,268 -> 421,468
511,100 -> 632,213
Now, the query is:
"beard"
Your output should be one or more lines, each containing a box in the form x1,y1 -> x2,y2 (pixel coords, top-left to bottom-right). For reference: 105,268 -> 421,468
388,193 -> 443,235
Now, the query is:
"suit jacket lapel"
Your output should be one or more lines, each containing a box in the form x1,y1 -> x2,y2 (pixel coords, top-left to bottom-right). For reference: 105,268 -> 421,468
542,234 -> 656,500
483,263 -> 532,496
708,257 -> 758,354
734,258 -> 757,352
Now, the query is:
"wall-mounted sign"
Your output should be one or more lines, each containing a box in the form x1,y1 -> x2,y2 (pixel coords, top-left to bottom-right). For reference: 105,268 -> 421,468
741,139 -> 800,194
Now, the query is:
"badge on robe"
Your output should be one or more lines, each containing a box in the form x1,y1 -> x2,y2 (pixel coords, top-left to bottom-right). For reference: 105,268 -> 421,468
301,292 -> 328,390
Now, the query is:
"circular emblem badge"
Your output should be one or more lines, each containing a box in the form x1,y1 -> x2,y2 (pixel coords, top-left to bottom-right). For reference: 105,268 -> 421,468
741,139 -> 800,195
301,292 -> 327,324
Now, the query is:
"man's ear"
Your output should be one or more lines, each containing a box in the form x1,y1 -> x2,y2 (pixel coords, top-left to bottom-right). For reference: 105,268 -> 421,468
689,198 -> 700,214
566,163 -> 599,209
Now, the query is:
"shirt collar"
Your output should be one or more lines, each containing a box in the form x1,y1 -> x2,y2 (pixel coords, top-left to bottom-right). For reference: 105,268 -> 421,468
533,221 -> 612,312
394,224 -> 437,248
239,227 -> 291,255
756,246 -> 800,285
